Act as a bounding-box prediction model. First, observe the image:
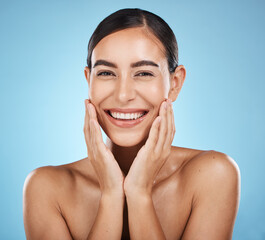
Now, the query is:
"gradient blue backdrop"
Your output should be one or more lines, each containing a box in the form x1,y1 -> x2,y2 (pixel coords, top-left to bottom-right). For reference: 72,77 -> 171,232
1,0 -> 264,239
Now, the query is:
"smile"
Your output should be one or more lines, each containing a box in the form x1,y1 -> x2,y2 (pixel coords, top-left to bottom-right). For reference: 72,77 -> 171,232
104,108 -> 149,128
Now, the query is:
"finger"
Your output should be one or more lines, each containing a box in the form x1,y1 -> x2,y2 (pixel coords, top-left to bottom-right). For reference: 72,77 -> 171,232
88,101 -> 100,124
86,102 -> 96,147
163,99 -> 173,150
89,119 -> 101,172
84,99 -> 93,159
84,99 -> 91,128
154,101 -> 168,155
87,102 -> 104,147
90,118 -> 105,150
89,118 -> 96,154
88,101 -> 96,120
145,116 -> 161,150
84,99 -> 91,143
171,104 -> 176,142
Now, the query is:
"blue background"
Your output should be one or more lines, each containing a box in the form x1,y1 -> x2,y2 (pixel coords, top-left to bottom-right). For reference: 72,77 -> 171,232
1,0 -> 264,239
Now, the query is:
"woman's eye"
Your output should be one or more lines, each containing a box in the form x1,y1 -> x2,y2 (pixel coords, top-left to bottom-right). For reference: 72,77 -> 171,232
97,71 -> 115,76
136,72 -> 154,77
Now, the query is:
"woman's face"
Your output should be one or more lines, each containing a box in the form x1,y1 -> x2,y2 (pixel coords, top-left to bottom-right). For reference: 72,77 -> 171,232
85,27 -> 173,147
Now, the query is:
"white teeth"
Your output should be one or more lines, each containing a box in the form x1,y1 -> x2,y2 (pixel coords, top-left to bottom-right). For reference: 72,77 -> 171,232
109,111 -> 145,120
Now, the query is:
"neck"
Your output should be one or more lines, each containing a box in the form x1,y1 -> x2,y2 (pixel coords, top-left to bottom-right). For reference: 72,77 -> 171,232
106,137 -> 147,175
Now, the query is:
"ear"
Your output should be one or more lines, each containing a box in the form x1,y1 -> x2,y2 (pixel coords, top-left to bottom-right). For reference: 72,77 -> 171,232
84,66 -> 91,87
168,65 -> 186,102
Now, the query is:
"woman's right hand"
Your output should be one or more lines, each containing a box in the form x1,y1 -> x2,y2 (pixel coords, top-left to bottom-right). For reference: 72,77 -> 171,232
83,99 -> 125,196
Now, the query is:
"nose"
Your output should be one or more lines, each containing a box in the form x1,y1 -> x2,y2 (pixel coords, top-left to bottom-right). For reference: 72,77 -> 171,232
114,75 -> 136,103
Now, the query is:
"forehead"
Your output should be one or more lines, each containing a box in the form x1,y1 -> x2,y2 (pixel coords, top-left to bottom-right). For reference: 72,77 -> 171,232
91,27 -> 167,66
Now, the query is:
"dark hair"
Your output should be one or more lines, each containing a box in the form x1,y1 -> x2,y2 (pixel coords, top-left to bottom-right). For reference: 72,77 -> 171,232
86,8 -> 178,73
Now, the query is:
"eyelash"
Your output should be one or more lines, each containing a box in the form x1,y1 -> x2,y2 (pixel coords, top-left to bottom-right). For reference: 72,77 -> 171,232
97,71 -> 154,77
97,71 -> 115,76
136,72 -> 153,77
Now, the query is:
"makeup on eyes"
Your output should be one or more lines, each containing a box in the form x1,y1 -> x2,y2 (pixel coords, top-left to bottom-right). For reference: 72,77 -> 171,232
93,59 -> 159,78
97,71 -> 115,76
96,70 -> 156,78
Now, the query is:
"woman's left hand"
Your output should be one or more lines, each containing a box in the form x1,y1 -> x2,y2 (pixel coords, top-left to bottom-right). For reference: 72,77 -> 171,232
124,99 -> 175,197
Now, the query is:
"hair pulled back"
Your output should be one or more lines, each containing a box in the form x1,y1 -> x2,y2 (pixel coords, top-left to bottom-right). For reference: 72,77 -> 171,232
86,8 -> 178,73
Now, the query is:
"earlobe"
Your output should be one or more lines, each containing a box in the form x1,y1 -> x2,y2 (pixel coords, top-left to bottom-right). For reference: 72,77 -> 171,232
168,65 -> 186,102
84,66 -> 91,87
168,84 -> 179,102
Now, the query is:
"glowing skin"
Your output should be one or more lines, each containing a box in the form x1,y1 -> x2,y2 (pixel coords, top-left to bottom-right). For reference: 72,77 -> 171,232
22,21 -> 239,240
85,27 -> 175,147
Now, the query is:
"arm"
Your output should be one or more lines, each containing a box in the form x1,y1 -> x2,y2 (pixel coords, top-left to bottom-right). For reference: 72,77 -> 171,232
23,168 -> 73,240
124,99 -> 173,239
126,192 -> 166,240
87,192 -> 124,240
24,100 -> 125,240
181,151 -> 241,240
23,167 -> 125,240
84,99 -> 125,239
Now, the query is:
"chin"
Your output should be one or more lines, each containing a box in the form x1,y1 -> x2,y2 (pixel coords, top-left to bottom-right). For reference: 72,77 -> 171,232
106,130 -> 148,147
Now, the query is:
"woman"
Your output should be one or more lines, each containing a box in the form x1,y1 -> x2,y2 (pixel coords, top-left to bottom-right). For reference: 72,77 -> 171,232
23,8 -> 240,240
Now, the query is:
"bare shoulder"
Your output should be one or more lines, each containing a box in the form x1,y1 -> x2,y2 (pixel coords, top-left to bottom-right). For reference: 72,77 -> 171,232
23,158 -> 96,198
23,164 -> 75,221
23,159 -> 97,239
24,165 -> 73,196
178,149 -> 241,239
170,146 -> 241,211
181,149 -> 241,186
23,165 -> 74,239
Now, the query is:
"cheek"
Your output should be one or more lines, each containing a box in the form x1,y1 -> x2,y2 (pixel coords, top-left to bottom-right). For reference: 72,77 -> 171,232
89,80 -> 113,124
89,79 -> 112,102
141,80 -> 168,105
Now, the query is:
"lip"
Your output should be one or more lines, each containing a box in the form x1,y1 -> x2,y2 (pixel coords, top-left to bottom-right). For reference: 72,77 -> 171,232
105,108 -> 149,113
104,109 -> 149,128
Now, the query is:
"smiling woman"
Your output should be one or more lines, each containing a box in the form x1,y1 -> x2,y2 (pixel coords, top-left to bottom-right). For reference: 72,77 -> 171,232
23,8 -> 240,240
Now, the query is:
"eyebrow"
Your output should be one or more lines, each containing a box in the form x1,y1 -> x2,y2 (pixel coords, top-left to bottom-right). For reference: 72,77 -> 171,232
93,59 -> 117,68
131,60 -> 159,68
93,59 -> 159,68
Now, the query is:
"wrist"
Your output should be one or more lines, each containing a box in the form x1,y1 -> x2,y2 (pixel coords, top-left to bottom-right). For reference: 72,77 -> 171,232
101,189 -> 125,200
124,187 -> 152,200
125,191 -> 153,210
